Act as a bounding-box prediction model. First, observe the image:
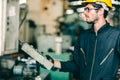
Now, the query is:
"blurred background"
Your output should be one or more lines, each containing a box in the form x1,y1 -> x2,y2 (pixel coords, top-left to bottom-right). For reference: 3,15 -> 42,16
0,0 -> 120,80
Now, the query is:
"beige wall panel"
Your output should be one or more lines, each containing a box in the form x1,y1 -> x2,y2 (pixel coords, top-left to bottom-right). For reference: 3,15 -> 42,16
27,0 -> 63,34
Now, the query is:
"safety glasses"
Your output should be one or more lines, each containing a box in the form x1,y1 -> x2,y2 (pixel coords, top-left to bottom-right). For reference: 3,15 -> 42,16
84,7 -> 99,12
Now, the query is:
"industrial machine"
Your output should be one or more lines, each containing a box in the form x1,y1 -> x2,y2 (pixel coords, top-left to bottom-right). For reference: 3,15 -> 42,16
0,0 -> 120,80
0,0 -> 19,55
0,0 -> 40,79
0,55 -> 38,79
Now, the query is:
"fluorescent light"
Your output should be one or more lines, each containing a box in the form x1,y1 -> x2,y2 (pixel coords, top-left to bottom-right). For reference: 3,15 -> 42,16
70,1 -> 83,6
19,0 -> 27,4
66,9 -> 74,14
77,7 -> 84,13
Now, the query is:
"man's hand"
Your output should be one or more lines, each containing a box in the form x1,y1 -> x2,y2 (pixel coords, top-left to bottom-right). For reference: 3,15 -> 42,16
46,55 -> 54,63
46,55 -> 61,70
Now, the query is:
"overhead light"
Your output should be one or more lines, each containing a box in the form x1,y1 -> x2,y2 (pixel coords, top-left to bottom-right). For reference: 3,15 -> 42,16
112,0 -> 120,5
70,1 -> 83,6
77,7 -> 84,13
19,0 -> 27,4
66,9 -> 74,14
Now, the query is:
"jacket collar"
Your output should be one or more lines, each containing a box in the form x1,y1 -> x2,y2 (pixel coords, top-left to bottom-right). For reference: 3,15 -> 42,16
90,22 -> 111,34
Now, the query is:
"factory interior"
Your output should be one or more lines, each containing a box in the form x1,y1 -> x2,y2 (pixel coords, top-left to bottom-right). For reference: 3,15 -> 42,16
0,0 -> 120,80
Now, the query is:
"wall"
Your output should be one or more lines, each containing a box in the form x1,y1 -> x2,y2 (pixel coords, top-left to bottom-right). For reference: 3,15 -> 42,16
27,0 -> 64,34
0,0 -> 7,55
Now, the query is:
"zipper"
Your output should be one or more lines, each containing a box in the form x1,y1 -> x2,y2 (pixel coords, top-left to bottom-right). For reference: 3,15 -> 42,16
89,33 -> 98,80
89,39 -> 97,80
80,48 -> 87,66
100,48 -> 114,65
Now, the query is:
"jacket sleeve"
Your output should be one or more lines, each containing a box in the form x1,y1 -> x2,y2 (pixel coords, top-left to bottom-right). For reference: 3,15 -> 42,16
60,38 -> 80,72
60,61 -> 78,72
116,33 -> 120,54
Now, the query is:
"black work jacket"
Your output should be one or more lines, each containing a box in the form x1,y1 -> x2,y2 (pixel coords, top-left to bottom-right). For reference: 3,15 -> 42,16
60,23 -> 120,80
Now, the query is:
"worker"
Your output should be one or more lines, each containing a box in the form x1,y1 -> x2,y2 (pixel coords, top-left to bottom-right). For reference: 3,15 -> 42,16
47,0 -> 120,80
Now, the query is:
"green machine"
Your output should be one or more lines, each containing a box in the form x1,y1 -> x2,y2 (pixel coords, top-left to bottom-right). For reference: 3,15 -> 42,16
40,53 -> 72,80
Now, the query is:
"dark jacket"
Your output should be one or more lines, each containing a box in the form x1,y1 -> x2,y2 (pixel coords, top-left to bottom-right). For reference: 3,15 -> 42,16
60,22 -> 120,80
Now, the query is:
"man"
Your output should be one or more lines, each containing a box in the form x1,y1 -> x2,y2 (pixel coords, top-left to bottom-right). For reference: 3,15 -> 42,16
47,0 -> 120,80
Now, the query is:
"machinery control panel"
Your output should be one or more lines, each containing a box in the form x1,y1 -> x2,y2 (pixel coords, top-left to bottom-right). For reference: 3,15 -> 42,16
21,42 -> 53,70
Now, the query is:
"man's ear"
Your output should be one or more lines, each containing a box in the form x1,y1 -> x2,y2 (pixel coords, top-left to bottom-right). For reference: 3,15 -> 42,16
98,8 -> 104,15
